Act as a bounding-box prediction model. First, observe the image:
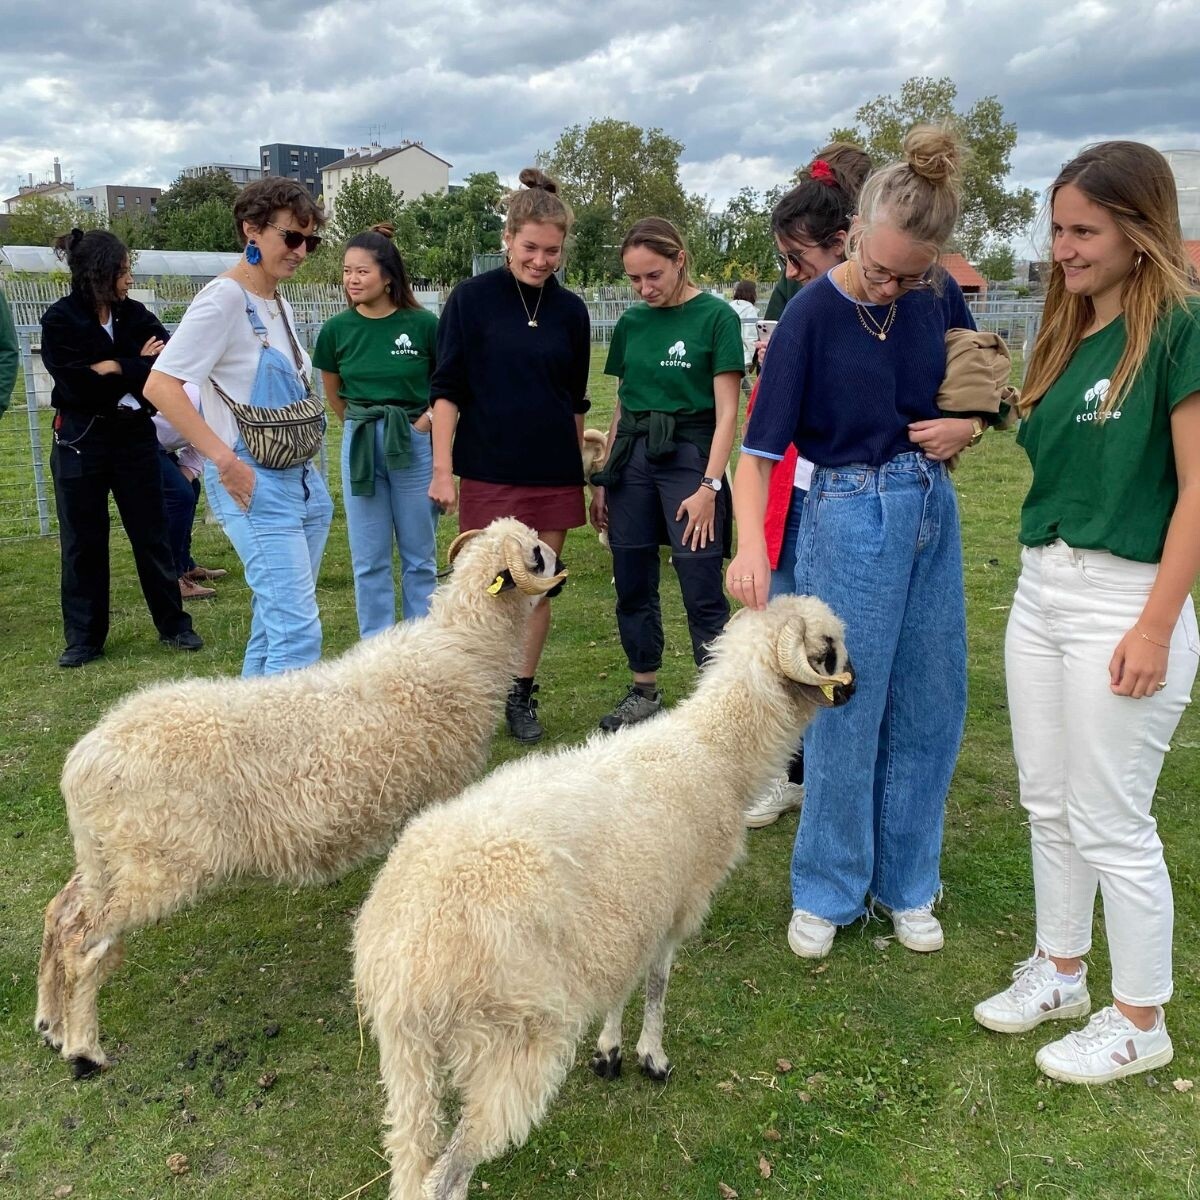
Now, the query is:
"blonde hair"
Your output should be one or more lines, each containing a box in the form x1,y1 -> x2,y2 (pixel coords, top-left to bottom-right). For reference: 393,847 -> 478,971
855,125 -> 962,252
503,167 -> 573,238
621,217 -> 693,304
1020,141 -> 1197,417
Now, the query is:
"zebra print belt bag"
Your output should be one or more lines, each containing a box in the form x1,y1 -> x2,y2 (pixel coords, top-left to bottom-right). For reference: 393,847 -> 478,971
212,291 -> 326,471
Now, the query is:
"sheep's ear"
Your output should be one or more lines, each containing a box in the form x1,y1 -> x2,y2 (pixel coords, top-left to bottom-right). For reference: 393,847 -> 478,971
486,570 -> 517,596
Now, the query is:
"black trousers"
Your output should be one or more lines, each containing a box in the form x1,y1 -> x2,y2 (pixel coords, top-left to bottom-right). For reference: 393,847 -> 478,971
50,409 -> 192,650
607,438 -> 730,672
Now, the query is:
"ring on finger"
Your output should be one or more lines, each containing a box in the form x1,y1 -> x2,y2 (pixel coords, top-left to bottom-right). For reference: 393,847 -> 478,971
1156,680 -> 1167,690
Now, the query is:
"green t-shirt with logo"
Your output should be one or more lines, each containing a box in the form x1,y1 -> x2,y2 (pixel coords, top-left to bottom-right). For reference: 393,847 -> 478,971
312,306 -> 439,419
1017,299 -> 1200,563
604,291 -> 744,417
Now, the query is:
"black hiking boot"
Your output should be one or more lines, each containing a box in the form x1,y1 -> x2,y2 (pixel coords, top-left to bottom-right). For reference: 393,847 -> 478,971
505,679 -> 544,743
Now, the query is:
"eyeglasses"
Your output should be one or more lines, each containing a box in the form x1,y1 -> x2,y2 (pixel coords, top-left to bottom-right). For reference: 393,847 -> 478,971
775,248 -> 819,274
266,221 -> 322,253
857,245 -> 934,291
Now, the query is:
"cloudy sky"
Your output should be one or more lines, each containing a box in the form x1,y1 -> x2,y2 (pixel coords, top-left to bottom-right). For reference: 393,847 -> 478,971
3,0 -> 1198,250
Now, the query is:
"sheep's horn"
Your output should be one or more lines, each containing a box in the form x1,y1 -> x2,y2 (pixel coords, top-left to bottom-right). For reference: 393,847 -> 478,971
446,529 -> 481,566
775,623 -> 851,690
503,536 -> 567,595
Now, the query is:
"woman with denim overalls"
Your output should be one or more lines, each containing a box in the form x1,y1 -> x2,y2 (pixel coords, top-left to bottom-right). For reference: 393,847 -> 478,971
728,126 -> 983,961
146,177 -> 333,676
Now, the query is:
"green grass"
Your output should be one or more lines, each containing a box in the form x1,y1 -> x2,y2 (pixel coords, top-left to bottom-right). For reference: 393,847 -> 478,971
1,346 -> 1197,1199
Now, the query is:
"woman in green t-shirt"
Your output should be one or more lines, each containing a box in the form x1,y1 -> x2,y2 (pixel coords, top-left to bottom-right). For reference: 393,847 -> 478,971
590,218 -> 743,730
313,225 -> 439,638
973,142 -> 1200,1085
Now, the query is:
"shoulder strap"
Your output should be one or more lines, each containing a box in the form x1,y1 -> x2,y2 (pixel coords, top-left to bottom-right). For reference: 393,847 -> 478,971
276,299 -> 311,389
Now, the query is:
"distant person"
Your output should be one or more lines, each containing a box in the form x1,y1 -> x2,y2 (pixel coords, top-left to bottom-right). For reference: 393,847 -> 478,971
40,229 -> 200,667
974,141 -> 1200,1085
0,283 -> 16,416
429,167 -> 590,742
314,224 -> 439,637
591,218 -> 743,730
146,176 -> 332,677
727,280 -> 758,394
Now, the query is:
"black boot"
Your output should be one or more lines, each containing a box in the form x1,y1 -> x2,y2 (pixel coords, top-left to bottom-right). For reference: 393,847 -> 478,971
505,678 -> 543,743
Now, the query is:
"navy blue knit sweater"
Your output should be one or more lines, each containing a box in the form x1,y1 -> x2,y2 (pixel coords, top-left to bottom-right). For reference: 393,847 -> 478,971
743,271 -> 975,467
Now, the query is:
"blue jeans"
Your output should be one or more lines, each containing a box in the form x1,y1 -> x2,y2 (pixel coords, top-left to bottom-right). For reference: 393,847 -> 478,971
791,452 -> 967,923
341,420 -> 438,637
158,445 -> 199,577
769,486 -> 807,600
204,446 -> 333,677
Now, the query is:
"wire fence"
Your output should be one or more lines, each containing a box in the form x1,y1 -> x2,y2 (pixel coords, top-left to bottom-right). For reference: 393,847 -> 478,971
0,292 -> 1039,542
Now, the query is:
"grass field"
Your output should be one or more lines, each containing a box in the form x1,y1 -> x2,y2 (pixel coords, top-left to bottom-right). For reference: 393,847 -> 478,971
0,347 -> 1197,1199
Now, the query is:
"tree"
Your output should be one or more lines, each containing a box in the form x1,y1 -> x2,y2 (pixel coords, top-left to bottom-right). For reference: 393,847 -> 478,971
158,198 -> 240,252
6,194 -> 103,246
156,171 -> 240,223
976,243 -> 1016,282
403,173 -> 504,285
828,76 -> 1035,259
327,172 -> 411,245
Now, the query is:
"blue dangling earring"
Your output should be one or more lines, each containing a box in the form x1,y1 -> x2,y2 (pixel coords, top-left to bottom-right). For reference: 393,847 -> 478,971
245,240 -> 262,266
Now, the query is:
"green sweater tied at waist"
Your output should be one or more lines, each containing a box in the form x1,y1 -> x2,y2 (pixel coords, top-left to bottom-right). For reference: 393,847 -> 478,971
590,409 -> 716,488
344,400 -> 425,497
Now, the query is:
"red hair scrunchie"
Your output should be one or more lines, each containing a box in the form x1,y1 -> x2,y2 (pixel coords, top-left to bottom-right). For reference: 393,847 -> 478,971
809,159 -> 837,186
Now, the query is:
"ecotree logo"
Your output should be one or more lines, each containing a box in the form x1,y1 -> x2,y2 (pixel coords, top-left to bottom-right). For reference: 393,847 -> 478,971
1076,377 -> 1121,423
391,333 -> 419,358
660,340 -> 691,369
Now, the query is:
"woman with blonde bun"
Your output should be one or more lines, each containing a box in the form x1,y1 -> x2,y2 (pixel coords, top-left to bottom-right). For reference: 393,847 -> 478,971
729,126 -> 980,961
429,167 -> 591,742
314,223 -> 439,636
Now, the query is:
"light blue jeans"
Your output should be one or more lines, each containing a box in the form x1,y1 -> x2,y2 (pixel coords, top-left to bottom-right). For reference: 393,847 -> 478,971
204,446 -> 333,677
769,486 -> 807,600
342,420 -> 438,637
791,452 -> 967,923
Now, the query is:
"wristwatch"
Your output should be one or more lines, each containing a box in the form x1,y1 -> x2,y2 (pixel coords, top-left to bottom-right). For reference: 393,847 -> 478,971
701,476 -> 723,492
968,417 -> 986,448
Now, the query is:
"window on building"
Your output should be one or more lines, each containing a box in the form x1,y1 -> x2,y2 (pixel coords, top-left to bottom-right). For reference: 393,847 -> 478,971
117,195 -> 125,209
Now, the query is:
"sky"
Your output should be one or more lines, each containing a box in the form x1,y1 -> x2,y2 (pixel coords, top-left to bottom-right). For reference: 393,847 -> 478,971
2,0 -> 1198,255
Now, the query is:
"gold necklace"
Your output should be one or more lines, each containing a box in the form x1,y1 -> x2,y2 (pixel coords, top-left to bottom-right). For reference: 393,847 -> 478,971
239,264 -> 281,317
848,262 -> 897,341
513,273 -> 545,328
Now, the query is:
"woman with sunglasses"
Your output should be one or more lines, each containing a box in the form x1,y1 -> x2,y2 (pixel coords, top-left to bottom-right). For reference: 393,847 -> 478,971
146,176 -> 333,676
743,143 -> 871,829
728,126 -> 981,961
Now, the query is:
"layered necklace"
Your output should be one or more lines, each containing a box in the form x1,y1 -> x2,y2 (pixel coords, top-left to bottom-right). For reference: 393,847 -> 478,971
848,262 -> 897,342
513,272 -> 545,328
239,263 -> 281,318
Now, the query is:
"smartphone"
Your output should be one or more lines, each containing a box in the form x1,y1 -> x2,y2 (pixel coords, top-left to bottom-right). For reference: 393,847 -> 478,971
756,320 -> 778,342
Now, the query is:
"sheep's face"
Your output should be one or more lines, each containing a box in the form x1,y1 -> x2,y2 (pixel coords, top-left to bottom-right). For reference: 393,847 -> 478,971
447,519 -> 568,601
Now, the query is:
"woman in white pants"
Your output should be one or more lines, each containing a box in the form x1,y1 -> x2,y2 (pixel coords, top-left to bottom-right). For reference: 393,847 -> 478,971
974,141 -> 1200,1084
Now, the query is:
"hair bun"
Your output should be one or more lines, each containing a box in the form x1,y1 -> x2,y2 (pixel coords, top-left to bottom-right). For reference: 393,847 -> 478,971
370,222 -> 396,240
903,125 -> 961,186
518,166 -> 558,194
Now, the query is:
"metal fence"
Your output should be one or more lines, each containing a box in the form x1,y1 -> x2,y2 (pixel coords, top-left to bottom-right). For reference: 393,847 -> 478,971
0,293 -> 1039,542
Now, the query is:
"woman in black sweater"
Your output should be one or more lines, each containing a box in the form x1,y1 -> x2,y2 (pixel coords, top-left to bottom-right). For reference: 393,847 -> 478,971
40,229 -> 199,667
429,168 -> 590,742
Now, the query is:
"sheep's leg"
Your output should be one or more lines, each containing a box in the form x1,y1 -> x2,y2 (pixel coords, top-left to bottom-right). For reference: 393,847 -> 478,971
376,1025 -> 447,1200
635,941 -> 676,1082
589,1001 -> 625,1079
59,921 -> 120,1078
35,874 -> 82,1049
426,1023 -> 575,1199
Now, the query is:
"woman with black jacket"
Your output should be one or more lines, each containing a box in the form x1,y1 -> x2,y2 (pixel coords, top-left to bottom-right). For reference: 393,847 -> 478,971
41,229 -> 200,667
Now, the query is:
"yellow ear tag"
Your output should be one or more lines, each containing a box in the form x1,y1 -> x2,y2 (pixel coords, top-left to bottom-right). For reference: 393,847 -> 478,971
820,683 -> 836,701
487,574 -> 506,596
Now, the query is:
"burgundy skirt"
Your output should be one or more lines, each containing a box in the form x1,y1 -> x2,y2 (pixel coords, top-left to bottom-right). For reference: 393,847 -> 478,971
458,479 -> 586,533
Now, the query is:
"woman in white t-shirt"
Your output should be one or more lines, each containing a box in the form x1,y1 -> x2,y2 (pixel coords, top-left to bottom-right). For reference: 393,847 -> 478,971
145,177 -> 333,676
727,280 -> 758,395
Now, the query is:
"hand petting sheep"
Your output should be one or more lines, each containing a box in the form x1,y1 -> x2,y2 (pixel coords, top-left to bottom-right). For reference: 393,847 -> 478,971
36,519 -> 566,1079
353,595 -> 854,1200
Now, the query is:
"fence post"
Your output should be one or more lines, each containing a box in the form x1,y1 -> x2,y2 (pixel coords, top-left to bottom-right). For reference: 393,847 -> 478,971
18,330 -> 52,536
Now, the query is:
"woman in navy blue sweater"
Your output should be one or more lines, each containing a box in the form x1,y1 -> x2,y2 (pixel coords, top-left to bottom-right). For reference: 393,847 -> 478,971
728,126 -> 981,961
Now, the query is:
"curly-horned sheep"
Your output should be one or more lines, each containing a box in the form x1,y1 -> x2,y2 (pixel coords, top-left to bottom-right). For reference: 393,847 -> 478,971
352,595 -> 854,1199
36,518 -> 567,1078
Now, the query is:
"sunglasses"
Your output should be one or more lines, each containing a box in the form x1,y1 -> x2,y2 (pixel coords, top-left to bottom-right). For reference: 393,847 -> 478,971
265,221 -> 322,253
776,249 -> 816,273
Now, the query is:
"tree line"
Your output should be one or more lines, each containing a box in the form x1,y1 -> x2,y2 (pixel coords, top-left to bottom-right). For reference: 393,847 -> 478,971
3,77 -> 1034,287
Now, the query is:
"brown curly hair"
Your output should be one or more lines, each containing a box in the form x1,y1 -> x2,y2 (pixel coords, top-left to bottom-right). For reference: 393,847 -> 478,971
232,176 -> 325,246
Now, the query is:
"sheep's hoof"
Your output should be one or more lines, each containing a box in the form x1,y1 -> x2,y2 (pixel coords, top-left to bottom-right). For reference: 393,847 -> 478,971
38,1026 -> 64,1052
69,1055 -> 104,1080
638,1054 -> 673,1083
589,1045 -> 622,1080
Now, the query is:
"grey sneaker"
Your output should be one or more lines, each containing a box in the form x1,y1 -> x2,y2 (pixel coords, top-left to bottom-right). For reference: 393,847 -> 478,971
599,685 -> 662,731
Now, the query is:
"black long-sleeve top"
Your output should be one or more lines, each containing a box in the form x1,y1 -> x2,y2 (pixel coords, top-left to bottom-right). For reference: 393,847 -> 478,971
40,291 -> 169,415
430,268 -> 590,486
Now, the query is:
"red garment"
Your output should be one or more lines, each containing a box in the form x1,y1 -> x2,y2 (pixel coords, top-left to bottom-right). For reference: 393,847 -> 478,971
745,377 -> 798,569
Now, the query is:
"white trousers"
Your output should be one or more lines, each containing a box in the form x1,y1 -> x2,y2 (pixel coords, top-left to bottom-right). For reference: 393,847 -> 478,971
1005,541 -> 1198,1006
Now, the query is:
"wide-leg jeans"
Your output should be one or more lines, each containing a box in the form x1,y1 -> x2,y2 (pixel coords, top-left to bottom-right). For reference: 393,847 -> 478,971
791,452 -> 967,924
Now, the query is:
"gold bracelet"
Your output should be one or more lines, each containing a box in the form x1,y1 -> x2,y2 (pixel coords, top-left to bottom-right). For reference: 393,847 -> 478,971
1137,626 -> 1171,650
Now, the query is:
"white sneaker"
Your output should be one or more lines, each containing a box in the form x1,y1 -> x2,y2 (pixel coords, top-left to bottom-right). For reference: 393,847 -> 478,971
745,778 -> 804,828
788,909 -> 835,959
890,904 -> 944,952
1036,1005 -> 1173,1084
974,955 -> 1091,1034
